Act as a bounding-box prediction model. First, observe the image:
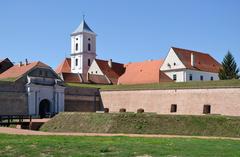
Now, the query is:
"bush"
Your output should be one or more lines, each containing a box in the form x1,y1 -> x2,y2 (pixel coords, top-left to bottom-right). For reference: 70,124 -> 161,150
104,108 -> 109,113
119,108 -> 126,113
137,108 -> 144,113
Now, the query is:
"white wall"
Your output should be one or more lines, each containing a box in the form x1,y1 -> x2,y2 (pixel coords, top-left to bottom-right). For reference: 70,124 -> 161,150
164,70 -> 186,82
185,70 -> 219,81
71,55 -> 83,73
27,84 -> 65,116
88,60 -> 104,75
71,32 -> 97,74
160,48 -> 186,71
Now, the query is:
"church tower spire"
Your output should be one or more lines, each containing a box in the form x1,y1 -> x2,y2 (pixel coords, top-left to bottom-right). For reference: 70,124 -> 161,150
70,18 -> 96,74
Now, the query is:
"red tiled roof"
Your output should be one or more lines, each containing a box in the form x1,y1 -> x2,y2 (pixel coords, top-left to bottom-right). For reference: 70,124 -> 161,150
95,59 -> 125,84
0,61 -> 49,80
118,60 -> 172,85
61,72 -> 81,83
0,58 -> 13,74
88,74 -> 110,84
172,47 -> 221,73
55,58 -> 71,74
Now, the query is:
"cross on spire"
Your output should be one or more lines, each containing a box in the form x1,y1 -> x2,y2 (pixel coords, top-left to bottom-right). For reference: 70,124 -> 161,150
82,14 -> 85,21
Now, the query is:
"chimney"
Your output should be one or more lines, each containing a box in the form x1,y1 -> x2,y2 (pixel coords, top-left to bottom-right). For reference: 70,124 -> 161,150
108,59 -> 112,68
19,61 -> 23,67
191,53 -> 195,67
25,59 -> 28,66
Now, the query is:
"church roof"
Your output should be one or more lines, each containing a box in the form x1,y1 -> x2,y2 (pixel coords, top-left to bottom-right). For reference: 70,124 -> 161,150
71,20 -> 95,35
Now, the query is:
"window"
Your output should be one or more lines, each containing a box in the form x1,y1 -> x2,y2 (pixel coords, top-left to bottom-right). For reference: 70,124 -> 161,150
88,38 -> 91,41
44,71 -> 48,77
75,59 -> 78,66
211,76 -> 214,81
200,75 -> 204,81
173,62 -> 176,66
88,43 -> 91,51
39,70 -> 43,76
75,43 -> 78,51
91,71 -> 93,74
96,71 -> 98,74
203,105 -> 211,114
171,104 -> 177,113
173,74 -> 177,81
88,59 -> 91,66
76,38 -> 78,40
189,74 -> 193,81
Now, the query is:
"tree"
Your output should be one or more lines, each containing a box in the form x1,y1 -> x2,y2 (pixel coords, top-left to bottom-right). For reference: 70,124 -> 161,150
219,51 -> 240,80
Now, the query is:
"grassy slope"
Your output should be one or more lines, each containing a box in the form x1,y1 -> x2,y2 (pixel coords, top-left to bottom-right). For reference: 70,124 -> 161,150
0,134 -> 240,157
0,78 -> 17,82
41,112 -> 240,137
67,79 -> 240,91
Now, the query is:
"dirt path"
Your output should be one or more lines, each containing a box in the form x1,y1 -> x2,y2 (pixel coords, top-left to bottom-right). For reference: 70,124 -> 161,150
1,127 -> 240,140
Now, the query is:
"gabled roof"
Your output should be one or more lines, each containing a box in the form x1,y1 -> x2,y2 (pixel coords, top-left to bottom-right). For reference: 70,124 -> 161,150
71,20 -> 95,35
55,58 -> 71,74
0,58 -> 12,64
0,58 -> 13,74
95,59 -> 125,84
118,59 -> 172,85
172,47 -> 222,73
88,74 -> 110,84
61,73 -> 81,83
0,61 -> 49,80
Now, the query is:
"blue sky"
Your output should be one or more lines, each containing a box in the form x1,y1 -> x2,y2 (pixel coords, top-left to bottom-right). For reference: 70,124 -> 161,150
0,0 -> 239,68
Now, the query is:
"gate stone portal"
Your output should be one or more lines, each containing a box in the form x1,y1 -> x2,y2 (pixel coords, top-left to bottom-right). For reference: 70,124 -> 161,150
39,99 -> 51,118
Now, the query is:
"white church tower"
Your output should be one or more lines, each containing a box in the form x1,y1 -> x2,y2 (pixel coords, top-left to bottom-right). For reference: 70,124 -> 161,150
70,19 -> 97,74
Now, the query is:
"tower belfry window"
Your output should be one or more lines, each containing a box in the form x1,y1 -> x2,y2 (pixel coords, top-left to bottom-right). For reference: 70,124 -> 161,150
76,43 -> 78,51
88,59 -> 91,66
88,43 -> 91,51
75,59 -> 78,66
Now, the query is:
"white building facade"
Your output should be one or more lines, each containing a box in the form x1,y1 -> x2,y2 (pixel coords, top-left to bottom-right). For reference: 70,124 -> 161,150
160,47 -> 221,82
26,67 -> 65,117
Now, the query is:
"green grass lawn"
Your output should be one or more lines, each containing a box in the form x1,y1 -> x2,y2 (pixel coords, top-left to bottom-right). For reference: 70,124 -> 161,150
41,113 -> 240,137
0,134 -> 240,157
67,79 -> 240,91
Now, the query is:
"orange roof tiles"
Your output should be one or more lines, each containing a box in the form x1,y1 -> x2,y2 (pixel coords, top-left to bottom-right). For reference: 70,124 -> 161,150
172,47 -> 221,73
55,58 -> 71,74
61,73 -> 81,83
88,74 -> 110,84
95,59 -> 125,84
118,60 -> 172,85
0,61 -> 49,80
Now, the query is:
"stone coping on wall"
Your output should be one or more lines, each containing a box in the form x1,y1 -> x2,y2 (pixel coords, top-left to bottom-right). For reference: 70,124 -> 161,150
99,86 -> 240,92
